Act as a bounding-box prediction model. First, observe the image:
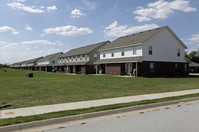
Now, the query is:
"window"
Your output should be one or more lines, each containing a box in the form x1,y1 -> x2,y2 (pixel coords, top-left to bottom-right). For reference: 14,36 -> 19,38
177,49 -> 180,57
76,56 -> 77,61
111,52 -> 114,57
150,63 -> 154,72
149,46 -> 152,55
133,47 -> 136,55
94,54 -> 97,60
80,55 -> 82,60
103,52 -> 106,58
52,60 -> 55,63
121,49 -> 125,56
85,54 -> 87,60
71,56 -> 73,61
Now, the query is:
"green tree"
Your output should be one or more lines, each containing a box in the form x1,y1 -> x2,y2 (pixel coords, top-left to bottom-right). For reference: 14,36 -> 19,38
187,51 -> 199,63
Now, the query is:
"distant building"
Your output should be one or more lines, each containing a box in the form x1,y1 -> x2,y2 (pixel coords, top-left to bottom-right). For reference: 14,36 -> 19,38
55,41 -> 110,74
35,52 -> 63,72
189,61 -> 199,73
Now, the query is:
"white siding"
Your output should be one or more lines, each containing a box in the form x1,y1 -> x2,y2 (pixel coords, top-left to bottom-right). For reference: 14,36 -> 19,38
37,61 -> 49,65
58,54 -> 90,64
100,45 -> 142,59
142,28 -> 186,62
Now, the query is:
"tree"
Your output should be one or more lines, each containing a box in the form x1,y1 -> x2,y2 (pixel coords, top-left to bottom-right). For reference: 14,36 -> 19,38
187,51 -> 199,63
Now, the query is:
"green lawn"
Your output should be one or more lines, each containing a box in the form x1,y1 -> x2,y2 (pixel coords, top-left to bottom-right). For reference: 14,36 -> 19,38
0,68 -> 199,109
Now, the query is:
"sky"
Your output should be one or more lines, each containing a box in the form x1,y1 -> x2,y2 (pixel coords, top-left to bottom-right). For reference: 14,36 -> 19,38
0,0 -> 199,64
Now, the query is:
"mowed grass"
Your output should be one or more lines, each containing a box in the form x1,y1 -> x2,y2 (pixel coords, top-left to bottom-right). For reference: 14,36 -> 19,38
0,68 -> 199,109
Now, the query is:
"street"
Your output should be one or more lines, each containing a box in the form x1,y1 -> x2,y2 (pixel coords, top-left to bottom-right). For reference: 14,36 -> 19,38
46,102 -> 199,132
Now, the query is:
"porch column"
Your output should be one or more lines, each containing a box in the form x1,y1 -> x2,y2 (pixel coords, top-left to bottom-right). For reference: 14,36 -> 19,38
136,62 -> 138,77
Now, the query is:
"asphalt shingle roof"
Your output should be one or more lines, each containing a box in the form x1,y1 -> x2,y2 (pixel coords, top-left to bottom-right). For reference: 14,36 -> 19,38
37,52 -> 62,62
60,41 -> 110,58
100,26 -> 187,51
189,62 -> 199,67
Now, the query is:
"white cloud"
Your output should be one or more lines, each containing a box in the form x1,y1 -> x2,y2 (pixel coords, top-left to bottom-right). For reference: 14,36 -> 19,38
21,40 -> 63,46
0,26 -> 19,35
43,25 -> 93,36
82,0 -> 96,10
7,2 -> 45,13
0,41 -> 62,63
0,41 -> 19,49
189,34 -> 199,43
16,0 -> 26,2
71,9 -> 86,18
46,6 -> 57,12
133,0 -> 196,22
25,25 -> 32,31
104,21 -> 159,37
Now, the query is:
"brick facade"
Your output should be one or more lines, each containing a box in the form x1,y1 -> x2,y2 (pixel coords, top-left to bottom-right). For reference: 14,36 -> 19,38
141,61 -> 189,77
104,61 -> 189,77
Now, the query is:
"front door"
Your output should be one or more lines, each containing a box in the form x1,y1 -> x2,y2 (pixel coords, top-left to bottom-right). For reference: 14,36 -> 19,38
125,63 -> 132,75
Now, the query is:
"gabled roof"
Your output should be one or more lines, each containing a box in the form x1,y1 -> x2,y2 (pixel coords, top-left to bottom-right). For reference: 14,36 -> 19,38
26,57 -> 43,64
37,52 -> 62,62
100,26 -> 187,51
60,41 -> 110,58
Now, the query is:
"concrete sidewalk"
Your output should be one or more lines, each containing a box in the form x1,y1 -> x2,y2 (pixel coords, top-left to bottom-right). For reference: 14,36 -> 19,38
1,89 -> 199,119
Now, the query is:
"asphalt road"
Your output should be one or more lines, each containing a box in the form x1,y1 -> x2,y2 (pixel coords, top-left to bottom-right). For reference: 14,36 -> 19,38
46,102 -> 199,132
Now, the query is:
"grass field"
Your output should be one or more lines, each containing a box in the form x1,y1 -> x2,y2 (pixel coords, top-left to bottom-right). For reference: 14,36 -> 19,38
0,68 -> 199,109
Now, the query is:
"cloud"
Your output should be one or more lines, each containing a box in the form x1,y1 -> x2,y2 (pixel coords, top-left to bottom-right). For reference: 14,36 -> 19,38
182,33 -> 199,48
7,2 -> 45,13
104,21 -> 159,37
133,0 -> 196,22
16,0 -> 26,2
0,26 -> 19,35
46,6 -> 57,12
0,41 -> 62,63
42,25 -> 93,36
0,40 -> 62,49
71,9 -> 86,18
0,41 -> 19,48
22,40 -> 63,46
82,0 -> 96,10
7,1 -> 57,13
25,25 -> 32,31
189,34 -> 199,43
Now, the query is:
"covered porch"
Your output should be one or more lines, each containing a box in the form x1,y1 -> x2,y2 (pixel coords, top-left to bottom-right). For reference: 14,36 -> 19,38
94,56 -> 142,77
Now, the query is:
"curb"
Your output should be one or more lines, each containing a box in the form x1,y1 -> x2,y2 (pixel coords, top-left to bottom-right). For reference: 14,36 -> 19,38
1,97 -> 199,132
